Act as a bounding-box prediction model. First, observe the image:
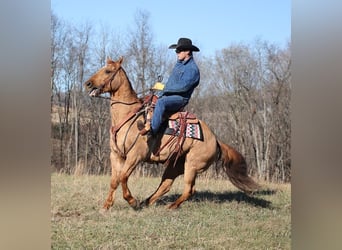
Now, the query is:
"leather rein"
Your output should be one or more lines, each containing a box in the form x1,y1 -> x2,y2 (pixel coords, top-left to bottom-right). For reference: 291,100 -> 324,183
110,102 -> 143,159
99,67 -> 144,159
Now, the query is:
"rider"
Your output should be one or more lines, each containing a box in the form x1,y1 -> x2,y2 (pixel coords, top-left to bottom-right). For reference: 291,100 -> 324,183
138,37 -> 201,136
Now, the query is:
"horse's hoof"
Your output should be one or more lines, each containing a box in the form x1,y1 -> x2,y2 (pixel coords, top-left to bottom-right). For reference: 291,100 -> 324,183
139,199 -> 149,208
130,199 -> 142,211
99,207 -> 109,215
167,203 -> 180,209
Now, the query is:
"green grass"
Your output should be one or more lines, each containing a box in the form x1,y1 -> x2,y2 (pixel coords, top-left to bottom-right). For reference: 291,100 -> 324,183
51,173 -> 290,249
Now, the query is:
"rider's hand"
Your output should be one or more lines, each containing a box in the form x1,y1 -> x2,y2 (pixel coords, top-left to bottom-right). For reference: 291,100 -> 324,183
152,82 -> 164,90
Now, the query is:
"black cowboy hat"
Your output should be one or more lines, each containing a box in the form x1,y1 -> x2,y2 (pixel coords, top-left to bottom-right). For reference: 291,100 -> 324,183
168,38 -> 200,52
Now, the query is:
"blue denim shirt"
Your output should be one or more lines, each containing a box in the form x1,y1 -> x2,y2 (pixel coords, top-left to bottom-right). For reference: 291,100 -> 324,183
162,56 -> 200,100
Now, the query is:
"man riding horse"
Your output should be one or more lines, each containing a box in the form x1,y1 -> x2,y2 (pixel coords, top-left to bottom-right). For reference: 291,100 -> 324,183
83,38 -> 259,210
137,38 -> 200,136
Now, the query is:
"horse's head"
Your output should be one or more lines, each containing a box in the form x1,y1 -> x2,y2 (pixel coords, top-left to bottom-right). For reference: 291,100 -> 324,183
84,56 -> 124,97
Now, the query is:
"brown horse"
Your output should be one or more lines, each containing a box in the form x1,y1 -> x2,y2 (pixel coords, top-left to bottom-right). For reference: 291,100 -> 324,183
84,57 -> 259,210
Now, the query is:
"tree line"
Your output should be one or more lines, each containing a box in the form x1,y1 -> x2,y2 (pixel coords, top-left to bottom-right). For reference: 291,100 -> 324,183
51,10 -> 291,182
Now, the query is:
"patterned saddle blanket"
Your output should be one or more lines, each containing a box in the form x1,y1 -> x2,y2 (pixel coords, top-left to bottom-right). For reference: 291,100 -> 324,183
164,112 -> 203,140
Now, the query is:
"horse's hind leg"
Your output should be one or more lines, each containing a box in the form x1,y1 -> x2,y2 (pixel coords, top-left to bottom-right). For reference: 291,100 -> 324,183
168,149 -> 215,209
142,156 -> 185,207
168,165 -> 197,209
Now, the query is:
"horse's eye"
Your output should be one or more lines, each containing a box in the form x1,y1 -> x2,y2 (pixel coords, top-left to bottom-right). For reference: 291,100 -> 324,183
105,70 -> 111,74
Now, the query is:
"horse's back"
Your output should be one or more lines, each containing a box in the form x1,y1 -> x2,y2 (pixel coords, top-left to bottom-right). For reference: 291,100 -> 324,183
190,119 -> 218,157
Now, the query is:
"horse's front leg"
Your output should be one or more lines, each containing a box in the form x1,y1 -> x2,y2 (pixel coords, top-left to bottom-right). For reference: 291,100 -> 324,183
120,158 -> 140,209
103,170 -> 120,210
102,152 -> 124,210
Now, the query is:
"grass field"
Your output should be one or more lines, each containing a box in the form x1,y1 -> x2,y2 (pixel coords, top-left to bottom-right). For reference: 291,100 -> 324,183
51,173 -> 290,249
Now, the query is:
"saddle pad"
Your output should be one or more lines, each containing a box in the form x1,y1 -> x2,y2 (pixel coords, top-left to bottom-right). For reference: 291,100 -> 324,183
164,120 -> 203,140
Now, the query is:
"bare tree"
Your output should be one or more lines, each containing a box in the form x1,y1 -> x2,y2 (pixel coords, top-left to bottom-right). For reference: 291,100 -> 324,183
125,10 -> 170,94
71,22 -> 92,170
51,15 -> 93,173
51,14 -> 73,171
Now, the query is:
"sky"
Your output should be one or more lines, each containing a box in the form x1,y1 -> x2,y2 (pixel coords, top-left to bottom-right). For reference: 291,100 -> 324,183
51,0 -> 291,56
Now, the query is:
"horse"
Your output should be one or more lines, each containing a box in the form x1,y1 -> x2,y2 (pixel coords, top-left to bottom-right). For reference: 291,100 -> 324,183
84,56 -> 259,210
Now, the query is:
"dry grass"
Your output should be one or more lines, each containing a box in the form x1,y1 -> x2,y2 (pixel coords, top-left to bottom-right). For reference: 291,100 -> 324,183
51,173 -> 290,249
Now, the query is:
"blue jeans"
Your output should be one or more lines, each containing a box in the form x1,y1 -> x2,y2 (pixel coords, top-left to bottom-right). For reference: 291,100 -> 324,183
151,95 -> 188,133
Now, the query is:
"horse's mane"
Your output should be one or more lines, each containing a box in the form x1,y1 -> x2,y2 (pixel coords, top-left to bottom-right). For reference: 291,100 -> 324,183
119,66 -> 138,99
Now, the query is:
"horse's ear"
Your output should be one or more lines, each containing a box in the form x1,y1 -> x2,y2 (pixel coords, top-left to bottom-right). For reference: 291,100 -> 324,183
118,56 -> 124,65
106,56 -> 113,64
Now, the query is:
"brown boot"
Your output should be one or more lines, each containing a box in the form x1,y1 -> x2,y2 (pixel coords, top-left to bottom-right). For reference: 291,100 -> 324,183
137,120 -> 150,135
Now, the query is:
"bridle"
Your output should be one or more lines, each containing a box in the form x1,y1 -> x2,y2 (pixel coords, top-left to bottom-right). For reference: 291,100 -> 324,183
88,66 -> 121,100
93,66 -> 140,106
101,66 -> 121,94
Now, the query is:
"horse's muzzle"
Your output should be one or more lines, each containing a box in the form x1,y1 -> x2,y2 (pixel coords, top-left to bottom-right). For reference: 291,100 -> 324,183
84,81 -> 100,97
85,81 -> 93,88
89,87 -> 102,97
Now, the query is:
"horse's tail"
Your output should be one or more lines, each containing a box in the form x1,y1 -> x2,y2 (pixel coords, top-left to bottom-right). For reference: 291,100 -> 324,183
217,140 -> 260,193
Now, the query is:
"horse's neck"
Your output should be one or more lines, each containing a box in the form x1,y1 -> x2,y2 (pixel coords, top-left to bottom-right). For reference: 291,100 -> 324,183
110,70 -> 140,125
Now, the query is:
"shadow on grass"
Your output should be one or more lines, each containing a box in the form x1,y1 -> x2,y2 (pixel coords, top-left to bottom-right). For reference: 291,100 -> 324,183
156,189 -> 274,209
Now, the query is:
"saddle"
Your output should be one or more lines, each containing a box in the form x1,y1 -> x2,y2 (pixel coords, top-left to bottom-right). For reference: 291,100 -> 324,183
142,94 -> 203,166
141,94 -> 201,138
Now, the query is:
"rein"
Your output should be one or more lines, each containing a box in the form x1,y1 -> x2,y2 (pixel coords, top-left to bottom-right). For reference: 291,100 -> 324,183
93,66 -> 144,158
110,101 -> 144,159
110,95 -> 156,159
89,67 -> 164,159
111,100 -> 140,107
110,105 -> 143,159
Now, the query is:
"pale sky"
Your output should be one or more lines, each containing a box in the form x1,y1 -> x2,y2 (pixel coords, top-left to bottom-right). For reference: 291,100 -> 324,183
51,0 -> 291,56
